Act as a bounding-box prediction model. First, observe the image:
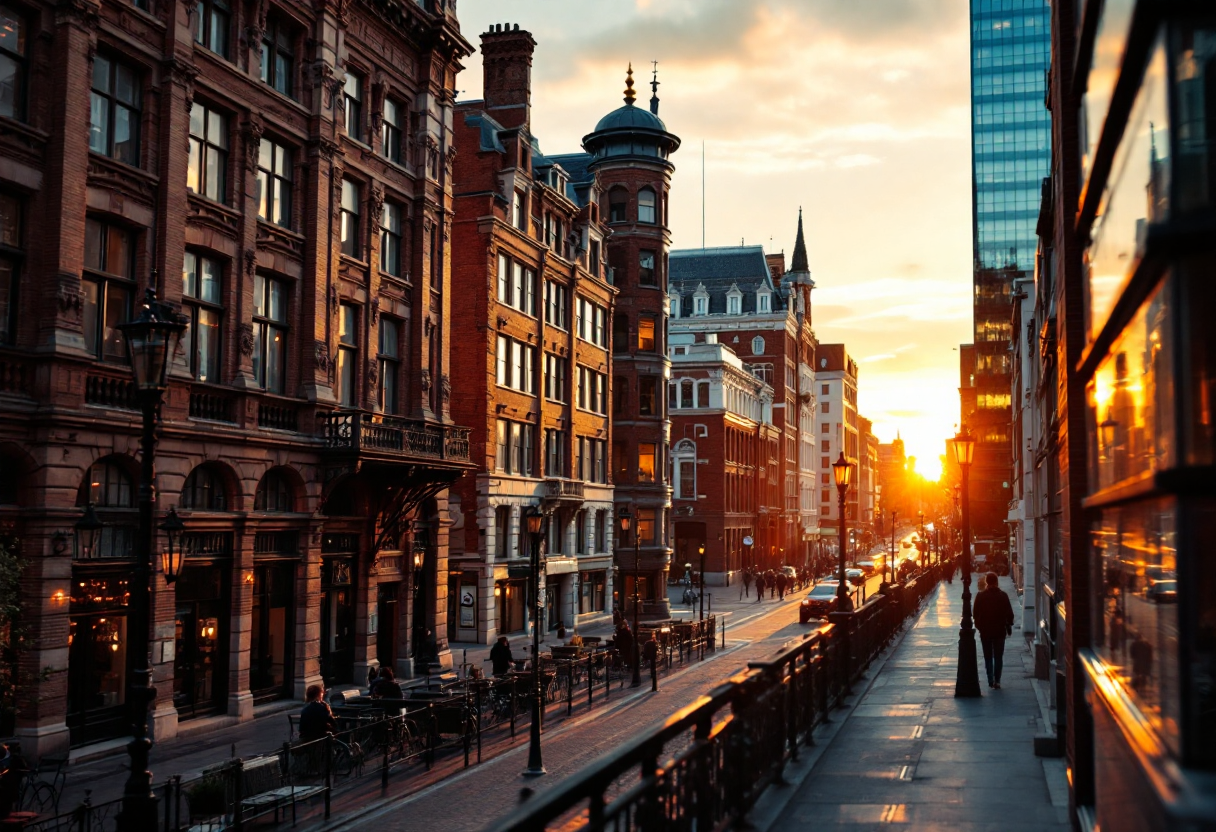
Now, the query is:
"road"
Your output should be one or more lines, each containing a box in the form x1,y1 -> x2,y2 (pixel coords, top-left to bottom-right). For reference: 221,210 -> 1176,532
324,591 -> 823,832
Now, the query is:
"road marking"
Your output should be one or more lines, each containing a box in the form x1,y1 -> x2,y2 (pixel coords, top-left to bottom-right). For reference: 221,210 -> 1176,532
898,765 -> 914,781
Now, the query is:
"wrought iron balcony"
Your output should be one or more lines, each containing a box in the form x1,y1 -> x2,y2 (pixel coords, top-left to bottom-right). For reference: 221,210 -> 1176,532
320,410 -> 471,464
544,478 -> 585,503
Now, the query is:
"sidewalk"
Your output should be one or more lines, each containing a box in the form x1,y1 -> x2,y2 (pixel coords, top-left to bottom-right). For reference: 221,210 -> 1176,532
765,576 -> 1069,832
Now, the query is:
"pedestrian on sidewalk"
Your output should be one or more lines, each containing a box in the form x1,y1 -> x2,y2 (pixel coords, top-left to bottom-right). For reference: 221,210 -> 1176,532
489,636 -> 514,676
643,633 -> 658,669
298,684 -> 337,742
755,575 -> 766,602
741,569 -> 752,600
371,666 -> 404,699
972,572 -> 1015,689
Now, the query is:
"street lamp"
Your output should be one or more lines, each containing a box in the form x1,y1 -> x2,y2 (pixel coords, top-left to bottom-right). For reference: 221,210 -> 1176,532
698,543 -> 706,621
523,506 -> 546,775
952,428 -> 981,698
116,287 -> 187,832
74,502 -> 104,559
918,511 -> 926,571
618,507 -> 642,687
887,508 -> 896,586
832,453 -> 854,612
158,507 -> 185,584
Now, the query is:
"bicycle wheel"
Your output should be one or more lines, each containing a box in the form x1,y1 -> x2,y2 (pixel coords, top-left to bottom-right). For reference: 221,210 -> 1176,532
20,781 -> 57,815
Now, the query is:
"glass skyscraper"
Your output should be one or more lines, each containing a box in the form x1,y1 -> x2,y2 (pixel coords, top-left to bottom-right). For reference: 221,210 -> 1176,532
971,0 -> 1052,273
966,0 -> 1051,544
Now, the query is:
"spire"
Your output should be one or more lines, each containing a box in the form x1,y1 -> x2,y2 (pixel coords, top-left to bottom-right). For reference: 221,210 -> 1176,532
649,60 -> 660,115
624,63 -> 636,105
790,207 -> 809,273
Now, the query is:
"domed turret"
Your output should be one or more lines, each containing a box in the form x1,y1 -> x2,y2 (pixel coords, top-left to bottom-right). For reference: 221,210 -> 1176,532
584,64 -> 680,168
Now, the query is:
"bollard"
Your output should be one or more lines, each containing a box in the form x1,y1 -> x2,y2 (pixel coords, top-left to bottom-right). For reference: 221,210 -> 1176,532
651,655 -> 658,691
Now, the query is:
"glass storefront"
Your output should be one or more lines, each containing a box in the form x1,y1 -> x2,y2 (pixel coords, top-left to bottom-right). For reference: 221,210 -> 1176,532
250,562 -> 294,702
376,582 -> 399,671
67,570 -> 129,747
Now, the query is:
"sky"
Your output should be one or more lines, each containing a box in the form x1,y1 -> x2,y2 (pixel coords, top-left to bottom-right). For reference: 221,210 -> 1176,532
455,0 -> 974,478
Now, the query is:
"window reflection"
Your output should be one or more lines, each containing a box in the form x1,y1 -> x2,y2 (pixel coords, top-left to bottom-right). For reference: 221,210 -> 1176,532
1080,0 -> 1135,182
1088,279 -> 1173,492
1173,26 -> 1216,213
1091,498 -> 1180,754
1085,36 -> 1170,343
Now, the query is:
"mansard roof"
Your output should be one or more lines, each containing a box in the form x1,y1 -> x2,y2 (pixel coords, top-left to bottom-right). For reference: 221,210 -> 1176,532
669,246 -> 783,316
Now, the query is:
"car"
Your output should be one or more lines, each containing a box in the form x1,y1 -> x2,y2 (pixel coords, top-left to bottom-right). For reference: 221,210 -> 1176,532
1146,579 -> 1177,603
856,559 -> 876,575
781,565 -> 798,580
800,582 -> 844,623
846,568 -> 865,585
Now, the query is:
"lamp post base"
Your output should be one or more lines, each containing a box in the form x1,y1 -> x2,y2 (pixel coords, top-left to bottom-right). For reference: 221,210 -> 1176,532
954,625 -> 983,698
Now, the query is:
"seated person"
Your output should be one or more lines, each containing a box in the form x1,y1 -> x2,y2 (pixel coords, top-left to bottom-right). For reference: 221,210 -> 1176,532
298,684 -> 337,742
489,636 -> 514,676
371,667 -> 404,699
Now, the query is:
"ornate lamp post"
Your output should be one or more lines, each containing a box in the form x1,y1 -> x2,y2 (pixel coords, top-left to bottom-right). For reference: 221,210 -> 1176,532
114,288 -> 187,832
158,507 -> 186,584
888,508 -> 897,585
953,429 -> 982,698
698,543 -> 706,621
832,453 -> 854,612
918,511 -> 926,571
523,506 -> 546,775
74,503 -> 104,559
618,507 -> 642,687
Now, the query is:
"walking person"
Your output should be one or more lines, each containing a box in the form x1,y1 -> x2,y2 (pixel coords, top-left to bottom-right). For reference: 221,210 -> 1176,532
754,574 -> 766,603
741,569 -> 753,600
489,636 -> 514,676
972,572 -> 1015,689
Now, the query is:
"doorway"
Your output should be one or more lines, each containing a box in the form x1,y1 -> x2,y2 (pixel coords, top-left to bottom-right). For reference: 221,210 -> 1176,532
173,564 -> 229,719
250,562 -> 294,703
66,569 -> 130,747
321,556 -> 356,685
376,583 -> 399,672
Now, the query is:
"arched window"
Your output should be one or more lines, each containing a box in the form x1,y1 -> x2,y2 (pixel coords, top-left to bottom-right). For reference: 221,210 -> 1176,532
77,459 -> 134,507
181,465 -> 228,511
680,379 -> 694,408
607,188 -> 627,223
637,187 -> 656,224
254,469 -> 295,512
752,336 -> 765,355
673,440 -> 696,500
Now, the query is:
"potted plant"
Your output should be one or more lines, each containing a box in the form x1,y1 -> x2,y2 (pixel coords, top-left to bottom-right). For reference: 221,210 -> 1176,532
185,771 -> 229,822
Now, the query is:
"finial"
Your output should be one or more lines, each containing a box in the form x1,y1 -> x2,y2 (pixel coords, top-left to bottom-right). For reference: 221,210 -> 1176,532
649,60 -> 661,115
624,62 -> 636,105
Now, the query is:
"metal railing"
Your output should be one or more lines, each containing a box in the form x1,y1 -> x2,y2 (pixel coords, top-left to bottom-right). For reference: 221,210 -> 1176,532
486,566 -> 944,832
320,410 -> 471,463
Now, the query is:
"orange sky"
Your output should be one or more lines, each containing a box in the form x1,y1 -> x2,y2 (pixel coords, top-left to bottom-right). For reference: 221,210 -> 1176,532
457,0 -> 973,473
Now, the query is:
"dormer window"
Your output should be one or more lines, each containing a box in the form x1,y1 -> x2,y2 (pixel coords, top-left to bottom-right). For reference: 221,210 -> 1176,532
757,291 -> 771,313
726,284 -> 742,315
669,291 -> 681,318
694,296 -> 707,316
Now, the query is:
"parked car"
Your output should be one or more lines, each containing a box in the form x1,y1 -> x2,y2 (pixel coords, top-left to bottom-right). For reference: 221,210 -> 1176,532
1146,579 -> 1177,604
856,559 -> 876,575
800,582 -> 844,623
846,568 -> 865,585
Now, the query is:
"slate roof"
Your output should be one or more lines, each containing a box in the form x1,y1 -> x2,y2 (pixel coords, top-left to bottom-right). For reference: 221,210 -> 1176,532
669,246 -> 784,317
594,103 -> 668,133
461,110 -> 507,153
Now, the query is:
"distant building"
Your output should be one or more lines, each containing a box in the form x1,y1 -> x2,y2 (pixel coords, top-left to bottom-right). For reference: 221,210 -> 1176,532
815,344 -> 859,558
667,338 -> 776,583
668,212 -> 818,569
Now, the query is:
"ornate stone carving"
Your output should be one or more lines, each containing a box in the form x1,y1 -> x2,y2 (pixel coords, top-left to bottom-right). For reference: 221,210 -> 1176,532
242,117 -> 264,174
369,185 -> 384,221
370,296 -> 380,324
55,0 -> 100,30
56,282 -> 83,317
366,362 -> 378,393
419,368 -> 431,392
440,374 -> 451,402
314,339 -> 332,373
445,145 -> 457,173
238,323 -> 255,356
163,57 -> 200,114
335,0 -> 353,26
327,284 -> 338,315
243,249 -> 257,276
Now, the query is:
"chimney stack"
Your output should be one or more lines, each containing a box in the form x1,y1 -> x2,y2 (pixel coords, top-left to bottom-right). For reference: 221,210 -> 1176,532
480,23 -> 536,131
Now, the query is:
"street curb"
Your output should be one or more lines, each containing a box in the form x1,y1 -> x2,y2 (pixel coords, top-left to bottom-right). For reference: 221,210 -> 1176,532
315,598 -> 809,832
744,585 -> 939,832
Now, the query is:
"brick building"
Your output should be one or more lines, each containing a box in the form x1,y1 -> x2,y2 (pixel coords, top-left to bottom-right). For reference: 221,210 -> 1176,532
667,338 -> 776,583
669,215 -> 818,571
448,24 -> 615,644
0,0 -> 471,757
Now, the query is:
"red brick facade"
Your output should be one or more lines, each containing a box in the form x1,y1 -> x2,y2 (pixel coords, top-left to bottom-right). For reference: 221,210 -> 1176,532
0,0 -> 471,758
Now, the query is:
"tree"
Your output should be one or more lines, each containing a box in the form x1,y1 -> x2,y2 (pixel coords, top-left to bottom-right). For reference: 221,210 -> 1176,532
0,541 -> 25,735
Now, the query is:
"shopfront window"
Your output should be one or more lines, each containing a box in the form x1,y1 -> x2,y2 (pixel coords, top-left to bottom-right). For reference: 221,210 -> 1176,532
174,563 -> 229,719
1090,498 -> 1180,754
1085,36 -> 1170,343
67,571 -> 130,746
1088,278 -> 1174,492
